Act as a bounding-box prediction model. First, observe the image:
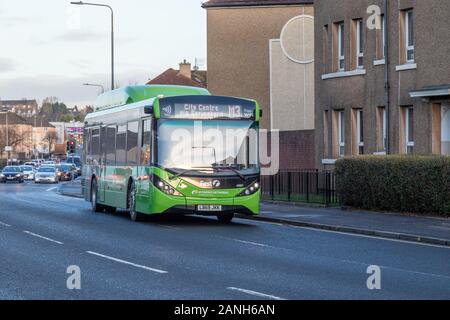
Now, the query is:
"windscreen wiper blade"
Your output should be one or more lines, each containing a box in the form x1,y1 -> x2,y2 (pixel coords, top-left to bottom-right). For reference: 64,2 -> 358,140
212,165 -> 247,181
168,167 -> 212,180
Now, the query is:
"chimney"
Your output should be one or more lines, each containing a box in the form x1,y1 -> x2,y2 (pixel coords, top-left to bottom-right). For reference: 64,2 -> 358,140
179,59 -> 192,79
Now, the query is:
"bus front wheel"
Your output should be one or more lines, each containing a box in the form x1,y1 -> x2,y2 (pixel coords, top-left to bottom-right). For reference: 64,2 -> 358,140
128,182 -> 145,222
217,213 -> 234,224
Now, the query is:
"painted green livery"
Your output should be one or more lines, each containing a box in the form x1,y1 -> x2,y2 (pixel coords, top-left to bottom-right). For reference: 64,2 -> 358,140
82,85 -> 261,222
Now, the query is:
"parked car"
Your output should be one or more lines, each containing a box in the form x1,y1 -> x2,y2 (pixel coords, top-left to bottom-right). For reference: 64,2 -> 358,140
55,164 -> 75,182
0,166 -> 25,183
20,165 -> 36,180
34,167 -> 59,184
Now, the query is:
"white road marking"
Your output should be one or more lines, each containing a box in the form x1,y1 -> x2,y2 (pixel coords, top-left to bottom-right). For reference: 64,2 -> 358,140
289,225 -> 450,250
46,187 -> 58,192
23,231 -> 64,245
231,239 -> 269,248
0,221 -> 11,227
241,219 -> 283,227
86,251 -> 168,274
227,287 -> 286,300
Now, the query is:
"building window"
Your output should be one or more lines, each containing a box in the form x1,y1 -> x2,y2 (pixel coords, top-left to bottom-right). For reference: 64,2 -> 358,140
323,110 -> 329,158
338,111 -> 345,157
405,107 -> 414,154
377,15 -> 386,60
377,107 -> 387,152
338,22 -> 345,71
355,109 -> 364,155
403,9 -> 414,63
355,19 -> 364,68
323,25 -> 329,73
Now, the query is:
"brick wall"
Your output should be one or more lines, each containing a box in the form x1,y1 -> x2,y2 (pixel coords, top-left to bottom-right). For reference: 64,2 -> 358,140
278,130 -> 316,170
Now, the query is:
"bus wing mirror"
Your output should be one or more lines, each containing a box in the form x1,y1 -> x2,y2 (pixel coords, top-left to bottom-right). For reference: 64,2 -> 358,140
144,106 -> 154,115
259,110 -> 263,118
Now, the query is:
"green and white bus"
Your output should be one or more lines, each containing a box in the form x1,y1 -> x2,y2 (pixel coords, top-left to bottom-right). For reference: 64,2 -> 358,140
82,85 -> 261,223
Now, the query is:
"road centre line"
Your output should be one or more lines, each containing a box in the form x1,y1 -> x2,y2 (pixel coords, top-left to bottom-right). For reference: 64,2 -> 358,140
23,231 -> 64,245
227,287 -> 286,300
86,251 -> 168,274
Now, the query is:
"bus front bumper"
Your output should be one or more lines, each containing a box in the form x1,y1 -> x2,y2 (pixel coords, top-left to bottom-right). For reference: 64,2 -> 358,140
144,189 -> 261,216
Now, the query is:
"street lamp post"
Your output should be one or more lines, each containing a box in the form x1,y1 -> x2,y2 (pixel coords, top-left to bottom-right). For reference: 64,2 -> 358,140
70,1 -> 115,91
83,83 -> 105,93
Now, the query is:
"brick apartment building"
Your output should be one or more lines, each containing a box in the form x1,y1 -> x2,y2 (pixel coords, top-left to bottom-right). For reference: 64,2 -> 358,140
202,0 -> 316,170
315,0 -> 450,169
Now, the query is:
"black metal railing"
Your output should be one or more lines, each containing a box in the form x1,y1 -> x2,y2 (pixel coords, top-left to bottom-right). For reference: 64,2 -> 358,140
261,170 -> 339,207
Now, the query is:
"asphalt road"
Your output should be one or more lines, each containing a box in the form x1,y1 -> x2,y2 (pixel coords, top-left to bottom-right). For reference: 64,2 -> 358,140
1,181 -> 449,300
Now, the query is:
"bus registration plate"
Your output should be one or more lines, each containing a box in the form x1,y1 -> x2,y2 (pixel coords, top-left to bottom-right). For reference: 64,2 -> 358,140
197,205 -> 223,212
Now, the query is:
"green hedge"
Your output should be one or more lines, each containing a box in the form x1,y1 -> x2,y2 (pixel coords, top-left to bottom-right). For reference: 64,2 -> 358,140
335,156 -> 450,216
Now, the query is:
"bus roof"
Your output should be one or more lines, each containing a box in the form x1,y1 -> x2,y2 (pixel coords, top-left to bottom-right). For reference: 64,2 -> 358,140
94,85 -> 210,112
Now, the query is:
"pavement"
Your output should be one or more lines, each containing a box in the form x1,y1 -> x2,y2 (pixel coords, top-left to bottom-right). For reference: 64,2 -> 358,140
59,179 -> 450,247
1,180 -> 449,299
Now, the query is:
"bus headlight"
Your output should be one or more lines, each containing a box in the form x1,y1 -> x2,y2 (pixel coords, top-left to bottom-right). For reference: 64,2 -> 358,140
151,175 -> 182,196
238,181 -> 260,197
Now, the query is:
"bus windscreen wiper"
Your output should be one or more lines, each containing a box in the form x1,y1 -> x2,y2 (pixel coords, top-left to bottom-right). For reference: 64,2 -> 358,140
211,164 -> 247,181
169,167 -> 213,180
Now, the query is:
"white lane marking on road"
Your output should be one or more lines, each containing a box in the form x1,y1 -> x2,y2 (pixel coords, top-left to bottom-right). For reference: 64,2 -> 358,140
86,251 -> 168,274
0,221 -> 11,227
240,219 -> 283,227
227,287 -> 286,300
231,239 -> 270,248
289,225 -> 450,250
23,231 -> 64,245
339,258 -> 450,281
46,187 -> 58,192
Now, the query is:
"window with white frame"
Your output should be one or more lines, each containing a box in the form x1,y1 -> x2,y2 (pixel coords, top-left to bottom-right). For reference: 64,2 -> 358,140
356,109 -> 364,155
338,111 -> 345,157
405,107 -> 414,154
381,14 -> 386,59
338,22 -> 345,71
382,107 -> 387,151
356,19 -> 364,68
405,10 -> 414,63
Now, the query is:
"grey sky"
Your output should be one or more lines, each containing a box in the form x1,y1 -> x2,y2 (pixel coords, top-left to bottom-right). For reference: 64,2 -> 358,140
0,0 -> 207,108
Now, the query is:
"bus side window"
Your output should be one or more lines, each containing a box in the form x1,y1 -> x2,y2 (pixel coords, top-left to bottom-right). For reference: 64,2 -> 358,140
127,121 -> 139,165
91,128 -> 100,165
84,129 -> 91,163
141,119 -> 152,166
116,125 -> 127,165
106,125 -> 116,165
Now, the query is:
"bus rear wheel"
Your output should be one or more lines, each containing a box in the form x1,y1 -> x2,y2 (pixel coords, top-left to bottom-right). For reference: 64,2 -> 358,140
217,213 -> 234,224
91,179 -> 104,213
128,182 -> 145,222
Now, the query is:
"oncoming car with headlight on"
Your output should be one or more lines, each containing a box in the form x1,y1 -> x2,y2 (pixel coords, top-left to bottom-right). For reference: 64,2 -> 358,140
0,166 -> 25,183
34,167 -> 59,184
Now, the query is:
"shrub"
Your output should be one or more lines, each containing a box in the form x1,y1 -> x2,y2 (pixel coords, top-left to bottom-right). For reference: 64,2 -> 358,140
335,156 -> 450,216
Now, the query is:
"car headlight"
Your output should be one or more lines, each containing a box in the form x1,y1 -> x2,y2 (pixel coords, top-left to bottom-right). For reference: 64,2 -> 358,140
238,181 -> 260,197
16,174 -> 21,177
151,175 -> 182,196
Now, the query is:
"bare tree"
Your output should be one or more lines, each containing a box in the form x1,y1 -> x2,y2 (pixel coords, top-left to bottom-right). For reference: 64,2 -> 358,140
0,126 -> 32,159
42,131 -> 58,156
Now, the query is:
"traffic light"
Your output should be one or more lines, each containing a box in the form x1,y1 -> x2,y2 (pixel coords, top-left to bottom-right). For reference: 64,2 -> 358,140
67,140 -> 76,154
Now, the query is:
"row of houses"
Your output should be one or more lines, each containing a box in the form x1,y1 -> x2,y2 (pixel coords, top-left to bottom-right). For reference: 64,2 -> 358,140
192,0 -> 450,170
